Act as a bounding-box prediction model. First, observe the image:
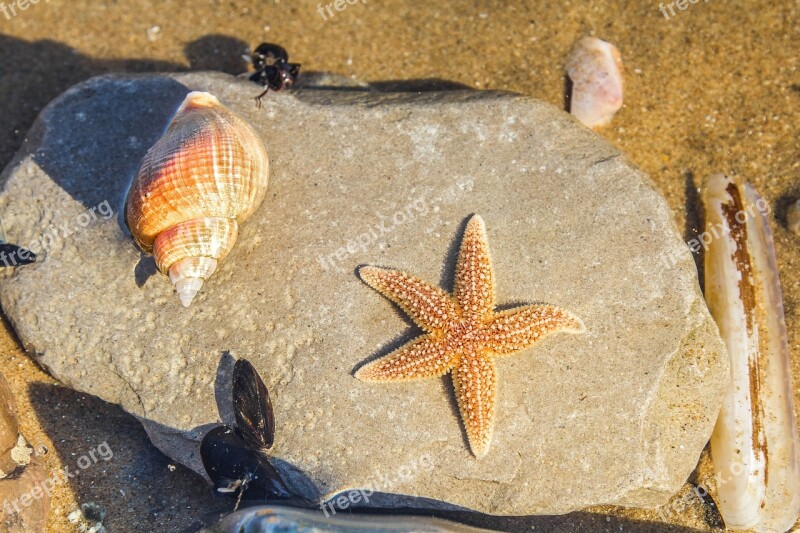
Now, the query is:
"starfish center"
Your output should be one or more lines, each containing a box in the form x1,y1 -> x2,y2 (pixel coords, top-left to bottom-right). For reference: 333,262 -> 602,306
443,315 -> 488,351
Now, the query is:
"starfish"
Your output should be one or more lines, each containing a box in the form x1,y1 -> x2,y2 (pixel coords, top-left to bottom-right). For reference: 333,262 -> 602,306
355,214 -> 585,458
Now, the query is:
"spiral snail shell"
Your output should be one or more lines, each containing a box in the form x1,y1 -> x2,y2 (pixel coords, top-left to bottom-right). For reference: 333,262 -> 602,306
125,91 -> 269,307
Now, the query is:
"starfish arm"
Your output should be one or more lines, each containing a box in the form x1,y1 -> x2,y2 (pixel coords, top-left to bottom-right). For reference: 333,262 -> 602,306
454,215 -> 495,320
453,353 -> 497,458
484,304 -> 586,355
355,335 -> 457,382
360,266 -> 458,332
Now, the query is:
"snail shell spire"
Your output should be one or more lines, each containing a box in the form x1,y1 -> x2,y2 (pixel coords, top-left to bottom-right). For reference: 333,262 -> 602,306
125,91 -> 269,306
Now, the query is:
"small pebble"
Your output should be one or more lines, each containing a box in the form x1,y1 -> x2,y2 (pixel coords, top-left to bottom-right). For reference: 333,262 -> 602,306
565,36 -> 624,129
81,502 -> 107,523
10,434 -> 32,465
68,503 -> 107,533
146,25 -> 161,42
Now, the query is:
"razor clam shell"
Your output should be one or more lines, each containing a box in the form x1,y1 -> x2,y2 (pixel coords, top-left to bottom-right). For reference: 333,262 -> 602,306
704,174 -> 800,532
200,505 -> 493,533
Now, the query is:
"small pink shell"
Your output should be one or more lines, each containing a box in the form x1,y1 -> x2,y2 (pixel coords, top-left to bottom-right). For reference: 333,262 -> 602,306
566,37 -> 624,129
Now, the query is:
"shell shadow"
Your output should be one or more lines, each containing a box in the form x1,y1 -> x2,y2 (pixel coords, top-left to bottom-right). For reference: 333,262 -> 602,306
564,73 -> 574,113
29,76 -> 192,232
683,170 -> 705,290
25,382 -> 229,532
134,253 -> 159,288
370,78 -> 472,92
437,214 -> 472,294
213,351 -> 237,428
292,74 -> 472,94
184,34 -> 249,74
774,186 -> 799,231
0,34 -> 187,175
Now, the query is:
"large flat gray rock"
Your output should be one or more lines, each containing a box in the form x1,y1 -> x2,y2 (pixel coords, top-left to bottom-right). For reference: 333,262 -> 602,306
0,72 -> 727,515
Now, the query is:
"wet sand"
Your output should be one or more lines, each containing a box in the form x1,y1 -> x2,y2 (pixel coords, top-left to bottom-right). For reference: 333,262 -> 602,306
0,0 -> 798,531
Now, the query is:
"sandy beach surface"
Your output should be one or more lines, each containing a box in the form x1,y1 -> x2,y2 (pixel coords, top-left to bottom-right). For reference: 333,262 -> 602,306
0,1 -> 798,531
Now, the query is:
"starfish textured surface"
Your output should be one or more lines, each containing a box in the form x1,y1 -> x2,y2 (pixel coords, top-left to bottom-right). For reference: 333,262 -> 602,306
356,214 -> 586,458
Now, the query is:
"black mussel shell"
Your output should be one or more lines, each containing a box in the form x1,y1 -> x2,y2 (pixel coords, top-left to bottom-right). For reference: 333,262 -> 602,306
232,358 -> 275,450
200,426 -> 291,501
0,243 -> 36,266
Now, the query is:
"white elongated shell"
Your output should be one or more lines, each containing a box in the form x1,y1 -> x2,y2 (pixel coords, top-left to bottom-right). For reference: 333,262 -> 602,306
704,174 -> 800,532
565,37 -> 624,129
125,91 -> 268,306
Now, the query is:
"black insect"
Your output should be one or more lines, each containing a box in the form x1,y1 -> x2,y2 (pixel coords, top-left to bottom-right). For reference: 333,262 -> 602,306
249,43 -> 301,107
0,243 -> 36,267
201,359 -> 291,508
